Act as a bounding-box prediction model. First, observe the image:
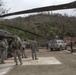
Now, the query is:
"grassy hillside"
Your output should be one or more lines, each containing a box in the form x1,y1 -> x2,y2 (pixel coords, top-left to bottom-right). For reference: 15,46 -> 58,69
0,13 -> 76,41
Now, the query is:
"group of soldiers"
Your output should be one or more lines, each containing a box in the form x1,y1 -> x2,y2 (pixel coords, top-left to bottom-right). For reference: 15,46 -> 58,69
0,36 -> 38,65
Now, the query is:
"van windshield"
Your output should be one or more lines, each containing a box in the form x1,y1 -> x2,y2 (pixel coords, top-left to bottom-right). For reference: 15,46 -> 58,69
57,40 -> 64,43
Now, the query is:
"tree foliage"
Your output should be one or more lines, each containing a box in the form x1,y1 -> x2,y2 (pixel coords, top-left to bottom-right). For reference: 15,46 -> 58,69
0,0 -> 7,15
0,12 -> 76,40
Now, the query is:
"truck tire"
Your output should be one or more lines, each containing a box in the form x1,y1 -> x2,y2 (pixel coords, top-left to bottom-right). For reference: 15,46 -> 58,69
50,48 -> 53,51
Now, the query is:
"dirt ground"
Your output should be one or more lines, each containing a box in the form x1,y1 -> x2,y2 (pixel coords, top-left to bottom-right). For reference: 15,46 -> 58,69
5,48 -> 76,75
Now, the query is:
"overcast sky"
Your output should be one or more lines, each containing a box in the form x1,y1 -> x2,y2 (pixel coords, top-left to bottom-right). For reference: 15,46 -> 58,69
3,0 -> 76,18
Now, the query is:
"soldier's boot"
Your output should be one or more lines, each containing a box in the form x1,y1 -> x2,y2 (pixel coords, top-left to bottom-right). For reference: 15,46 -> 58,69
32,57 -> 34,60
15,60 -> 18,65
24,54 -> 28,58
22,54 -> 24,58
37,49 -> 39,52
15,63 -> 18,65
35,58 -> 38,60
20,62 -> 23,65
14,57 -> 18,65
0,61 -> 5,64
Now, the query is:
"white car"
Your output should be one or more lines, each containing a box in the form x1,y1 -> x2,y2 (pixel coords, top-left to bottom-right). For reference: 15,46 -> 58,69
49,39 -> 67,51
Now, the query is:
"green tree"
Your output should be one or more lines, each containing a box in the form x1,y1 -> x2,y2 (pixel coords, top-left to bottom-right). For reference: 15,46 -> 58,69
0,0 -> 7,15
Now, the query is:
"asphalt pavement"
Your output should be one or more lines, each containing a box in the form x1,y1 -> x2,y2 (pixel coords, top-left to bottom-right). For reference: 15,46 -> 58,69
0,48 -> 76,75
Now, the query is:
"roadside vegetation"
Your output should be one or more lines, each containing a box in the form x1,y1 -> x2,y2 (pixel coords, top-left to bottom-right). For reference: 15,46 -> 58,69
0,0 -> 76,43
0,12 -> 76,40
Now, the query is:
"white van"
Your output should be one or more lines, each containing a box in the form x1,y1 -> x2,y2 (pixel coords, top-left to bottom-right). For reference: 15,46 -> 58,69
49,39 -> 67,51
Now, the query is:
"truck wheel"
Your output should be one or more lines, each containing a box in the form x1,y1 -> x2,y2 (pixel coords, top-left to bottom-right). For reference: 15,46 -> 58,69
50,48 -> 53,51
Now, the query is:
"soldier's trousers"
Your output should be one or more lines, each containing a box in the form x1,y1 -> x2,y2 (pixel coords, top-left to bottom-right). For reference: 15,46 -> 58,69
21,49 -> 27,58
0,51 -> 5,63
13,49 -> 22,65
70,46 -> 74,53
5,48 -> 8,59
32,50 -> 37,59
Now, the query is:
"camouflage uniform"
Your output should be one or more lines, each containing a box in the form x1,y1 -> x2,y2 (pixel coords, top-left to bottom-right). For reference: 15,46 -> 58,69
21,41 -> 27,58
0,39 -> 6,64
3,39 -> 8,60
70,41 -> 74,53
30,40 -> 38,60
11,39 -> 22,65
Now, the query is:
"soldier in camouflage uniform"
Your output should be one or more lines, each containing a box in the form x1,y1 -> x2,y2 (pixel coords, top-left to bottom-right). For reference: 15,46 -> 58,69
11,37 -> 22,65
0,37 -> 7,64
3,38 -> 8,60
30,39 -> 38,60
21,41 -> 27,58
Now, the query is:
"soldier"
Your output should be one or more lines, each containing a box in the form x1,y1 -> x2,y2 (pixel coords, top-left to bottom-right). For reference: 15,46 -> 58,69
11,37 -> 22,65
70,41 -> 74,53
21,41 -> 27,58
30,38 -> 38,60
3,38 -> 8,60
14,36 -> 27,58
0,37 -> 7,64
36,41 -> 39,52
